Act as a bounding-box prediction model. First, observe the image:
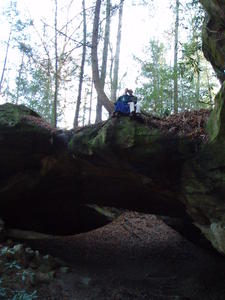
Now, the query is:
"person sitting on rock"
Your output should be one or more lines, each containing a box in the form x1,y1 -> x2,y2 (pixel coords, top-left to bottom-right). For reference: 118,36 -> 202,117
126,89 -> 140,116
114,88 -> 140,116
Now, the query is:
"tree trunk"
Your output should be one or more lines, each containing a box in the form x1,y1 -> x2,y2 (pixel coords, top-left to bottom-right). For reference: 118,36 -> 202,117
0,29 -> 12,94
91,0 -> 114,114
82,95 -> 87,127
111,0 -> 124,102
88,80 -> 94,125
195,48 -> 200,109
206,66 -> 213,105
53,0 -> 59,128
95,0 -> 111,123
95,100 -> 102,123
153,67 -> 158,113
173,0 -> 179,114
15,53 -> 25,105
74,0 -> 87,128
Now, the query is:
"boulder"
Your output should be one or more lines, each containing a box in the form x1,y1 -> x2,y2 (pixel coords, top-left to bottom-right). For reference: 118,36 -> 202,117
0,104 -> 197,234
181,83 -> 225,254
0,101 -> 225,254
200,0 -> 225,82
0,104 -> 117,234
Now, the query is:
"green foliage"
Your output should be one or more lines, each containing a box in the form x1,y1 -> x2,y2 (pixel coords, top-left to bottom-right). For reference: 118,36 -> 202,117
5,261 -> 21,270
135,34 -> 217,115
5,57 -> 55,123
134,0 -> 218,116
0,246 -> 37,300
0,275 -> 37,300
135,40 -> 174,116
0,279 -> 7,297
180,41 -> 201,80
11,290 -> 37,300
17,270 -> 34,283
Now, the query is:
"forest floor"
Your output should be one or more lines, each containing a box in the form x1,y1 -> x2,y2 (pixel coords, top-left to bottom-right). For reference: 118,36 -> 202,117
1,212 -> 225,300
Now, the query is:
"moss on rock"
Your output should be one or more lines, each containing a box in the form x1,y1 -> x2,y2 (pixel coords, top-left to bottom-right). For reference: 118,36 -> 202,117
206,83 -> 225,141
0,103 -> 40,127
200,0 -> 225,82
69,117 -> 163,157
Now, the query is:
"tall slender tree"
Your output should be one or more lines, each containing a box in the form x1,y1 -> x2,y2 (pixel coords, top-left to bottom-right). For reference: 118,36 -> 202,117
15,52 -> 25,104
53,0 -> 59,127
73,0 -> 87,128
0,30 -> 12,94
91,0 -> 114,114
111,0 -> 124,102
173,0 -> 179,113
135,40 -> 174,115
95,0 -> 111,123
0,0 -> 31,95
88,80 -> 94,125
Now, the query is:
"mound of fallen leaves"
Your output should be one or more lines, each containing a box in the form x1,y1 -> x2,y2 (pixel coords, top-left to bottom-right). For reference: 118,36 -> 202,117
21,109 -> 211,143
142,109 -> 211,142
21,115 -> 57,133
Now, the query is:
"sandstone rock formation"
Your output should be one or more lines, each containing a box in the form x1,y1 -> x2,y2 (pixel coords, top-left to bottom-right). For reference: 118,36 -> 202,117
1,0 -> 225,255
0,103 -> 208,242
200,0 -> 225,83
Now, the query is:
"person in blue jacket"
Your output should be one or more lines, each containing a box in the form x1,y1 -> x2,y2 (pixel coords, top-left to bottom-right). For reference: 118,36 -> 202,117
114,88 -> 138,116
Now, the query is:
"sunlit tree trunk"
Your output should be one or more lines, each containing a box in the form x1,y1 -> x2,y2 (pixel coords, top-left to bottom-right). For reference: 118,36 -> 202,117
180,77 -> 185,111
111,0 -> 124,102
153,65 -> 158,113
0,29 -> 12,94
88,80 -> 94,125
206,66 -> 213,105
82,96 -> 87,127
95,0 -> 111,123
173,0 -> 179,113
196,54 -> 200,109
74,0 -> 87,128
53,0 -> 59,128
91,0 -> 114,114
15,52 -> 25,105
194,32 -> 201,109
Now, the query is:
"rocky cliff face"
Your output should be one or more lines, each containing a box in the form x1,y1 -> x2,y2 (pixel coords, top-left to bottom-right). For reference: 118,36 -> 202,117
0,104 -> 204,235
176,0 -> 225,254
181,86 -> 225,254
0,102 -> 223,253
1,0 -> 225,255
200,0 -> 225,83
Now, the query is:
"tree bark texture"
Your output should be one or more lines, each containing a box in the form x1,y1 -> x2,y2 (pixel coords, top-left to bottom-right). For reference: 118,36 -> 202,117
199,0 -> 225,83
91,0 -> 114,114
0,29 -> 12,94
111,0 -> 124,102
15,53 -> 25,105
88,80 -> 94,125
53,0 -> 59,128
173,0 -> 179,113
95,0 -> 111,123
74,0 -> 87,128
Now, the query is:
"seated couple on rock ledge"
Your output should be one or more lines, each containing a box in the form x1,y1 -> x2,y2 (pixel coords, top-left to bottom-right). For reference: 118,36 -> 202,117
113,88 -> 140,117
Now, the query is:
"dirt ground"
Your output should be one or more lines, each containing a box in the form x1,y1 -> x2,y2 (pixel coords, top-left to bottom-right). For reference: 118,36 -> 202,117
13,212 -> 224,300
